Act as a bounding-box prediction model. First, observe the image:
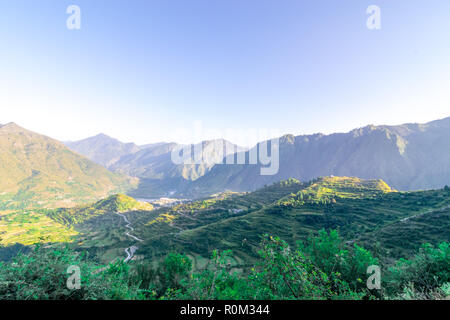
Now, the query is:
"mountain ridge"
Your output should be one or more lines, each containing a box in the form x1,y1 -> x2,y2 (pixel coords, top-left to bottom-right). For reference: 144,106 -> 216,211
183,116 -> 450,196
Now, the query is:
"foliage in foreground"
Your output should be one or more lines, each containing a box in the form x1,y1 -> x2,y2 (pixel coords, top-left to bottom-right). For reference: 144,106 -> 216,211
0,230 -> 448,300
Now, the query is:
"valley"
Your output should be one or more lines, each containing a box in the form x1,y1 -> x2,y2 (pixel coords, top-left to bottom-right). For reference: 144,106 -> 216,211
0,120 -> 449,300
6,176 -> 443,271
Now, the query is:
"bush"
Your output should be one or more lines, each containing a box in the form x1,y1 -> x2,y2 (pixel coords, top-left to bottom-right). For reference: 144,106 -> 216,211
386,242 -> 449,299
245,234 -> 363,300
0,245 -> 139,300
1,232 -> 447,300
299,229 -> 378,293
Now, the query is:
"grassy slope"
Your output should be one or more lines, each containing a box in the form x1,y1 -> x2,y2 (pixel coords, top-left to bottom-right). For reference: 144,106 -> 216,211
0,210 -> 78,246
4,176 -> 447,268
0,123 -> 137,210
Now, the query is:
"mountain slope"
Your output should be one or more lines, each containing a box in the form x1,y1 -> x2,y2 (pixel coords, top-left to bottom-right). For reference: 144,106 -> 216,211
0,123 -> 137,209
70,176 -> 449,266
65,133 -> 141,168
111,139 -> 246,180
111,139 -> 246,197
186,117 -> 450,196
66,133 -> 247,197
127,177 -> 449,267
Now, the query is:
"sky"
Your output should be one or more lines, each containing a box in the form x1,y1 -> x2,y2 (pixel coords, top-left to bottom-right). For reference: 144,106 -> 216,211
0,0 -> 449,146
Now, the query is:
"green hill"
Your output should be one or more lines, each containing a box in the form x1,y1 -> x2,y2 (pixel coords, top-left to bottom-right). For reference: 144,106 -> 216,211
277,176 -> 393,206
0,194 -> 153,248
102,177 -> 449,269
45,194 -> 153,226
0,123 -> 137,210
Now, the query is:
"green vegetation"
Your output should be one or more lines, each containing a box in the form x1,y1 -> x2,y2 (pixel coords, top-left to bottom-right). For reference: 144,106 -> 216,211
0,194 -> 152,253
121,177 -> 449,270
386,242 -> 450,299
0,176 -> 448,300
0,230 -> 447,300
44,194 -> 153,226
0,210 -> 78,246
0,245 -> 140,299
277,176 -> 393,207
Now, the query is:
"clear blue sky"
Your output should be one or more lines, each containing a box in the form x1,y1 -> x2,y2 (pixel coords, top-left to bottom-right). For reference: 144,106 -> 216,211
1,0 -> 449,145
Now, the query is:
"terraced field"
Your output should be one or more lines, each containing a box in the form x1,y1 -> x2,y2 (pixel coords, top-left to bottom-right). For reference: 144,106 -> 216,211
92,177 -> 450,269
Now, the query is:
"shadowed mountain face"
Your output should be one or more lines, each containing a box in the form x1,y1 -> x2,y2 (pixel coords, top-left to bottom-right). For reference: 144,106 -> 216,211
0,123 -> 137,209
111,139 -> 246,181
67,135 -> 246,196
185,117 -> 450,196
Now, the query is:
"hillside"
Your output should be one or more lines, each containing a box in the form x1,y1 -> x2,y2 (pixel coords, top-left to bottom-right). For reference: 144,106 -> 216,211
154,179 -> 447,266
0,123 -> 137,209
276,176 -> 393,206
73,177 -> 450,267
0,194 -> 152,252
45,194 -> 153,226
184,117 -> 450,196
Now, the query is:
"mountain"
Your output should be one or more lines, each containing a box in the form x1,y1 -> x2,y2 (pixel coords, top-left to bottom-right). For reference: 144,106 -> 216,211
65,133 -> 141,168
66,133 -> 246,197
185,117 -> 450,196
112,139 -> 245,180
62,116 -> 450,198
0,123 -> 137,209
110,139 -> 246,198
109,142 -> 180,178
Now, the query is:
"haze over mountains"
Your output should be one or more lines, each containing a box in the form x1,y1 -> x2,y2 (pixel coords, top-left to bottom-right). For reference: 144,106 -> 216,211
65,117 -> 450,197
186,117 -> 450,195
66,135 -> 247,197
0,123 -> 137,209
65,134 -> 141,168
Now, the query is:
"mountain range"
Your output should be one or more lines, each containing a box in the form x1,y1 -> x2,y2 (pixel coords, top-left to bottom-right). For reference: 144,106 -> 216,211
65,117 -> 450,197
66,135 -> 246,197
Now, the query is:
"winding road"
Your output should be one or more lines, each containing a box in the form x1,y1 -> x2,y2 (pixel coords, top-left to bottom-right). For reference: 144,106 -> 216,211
115,212 -> 143,263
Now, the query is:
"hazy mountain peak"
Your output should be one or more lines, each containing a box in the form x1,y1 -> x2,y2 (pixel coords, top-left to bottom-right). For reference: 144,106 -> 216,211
93,133 -> 112,139
0,122 -> 25,133
66,134 -> 141,168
